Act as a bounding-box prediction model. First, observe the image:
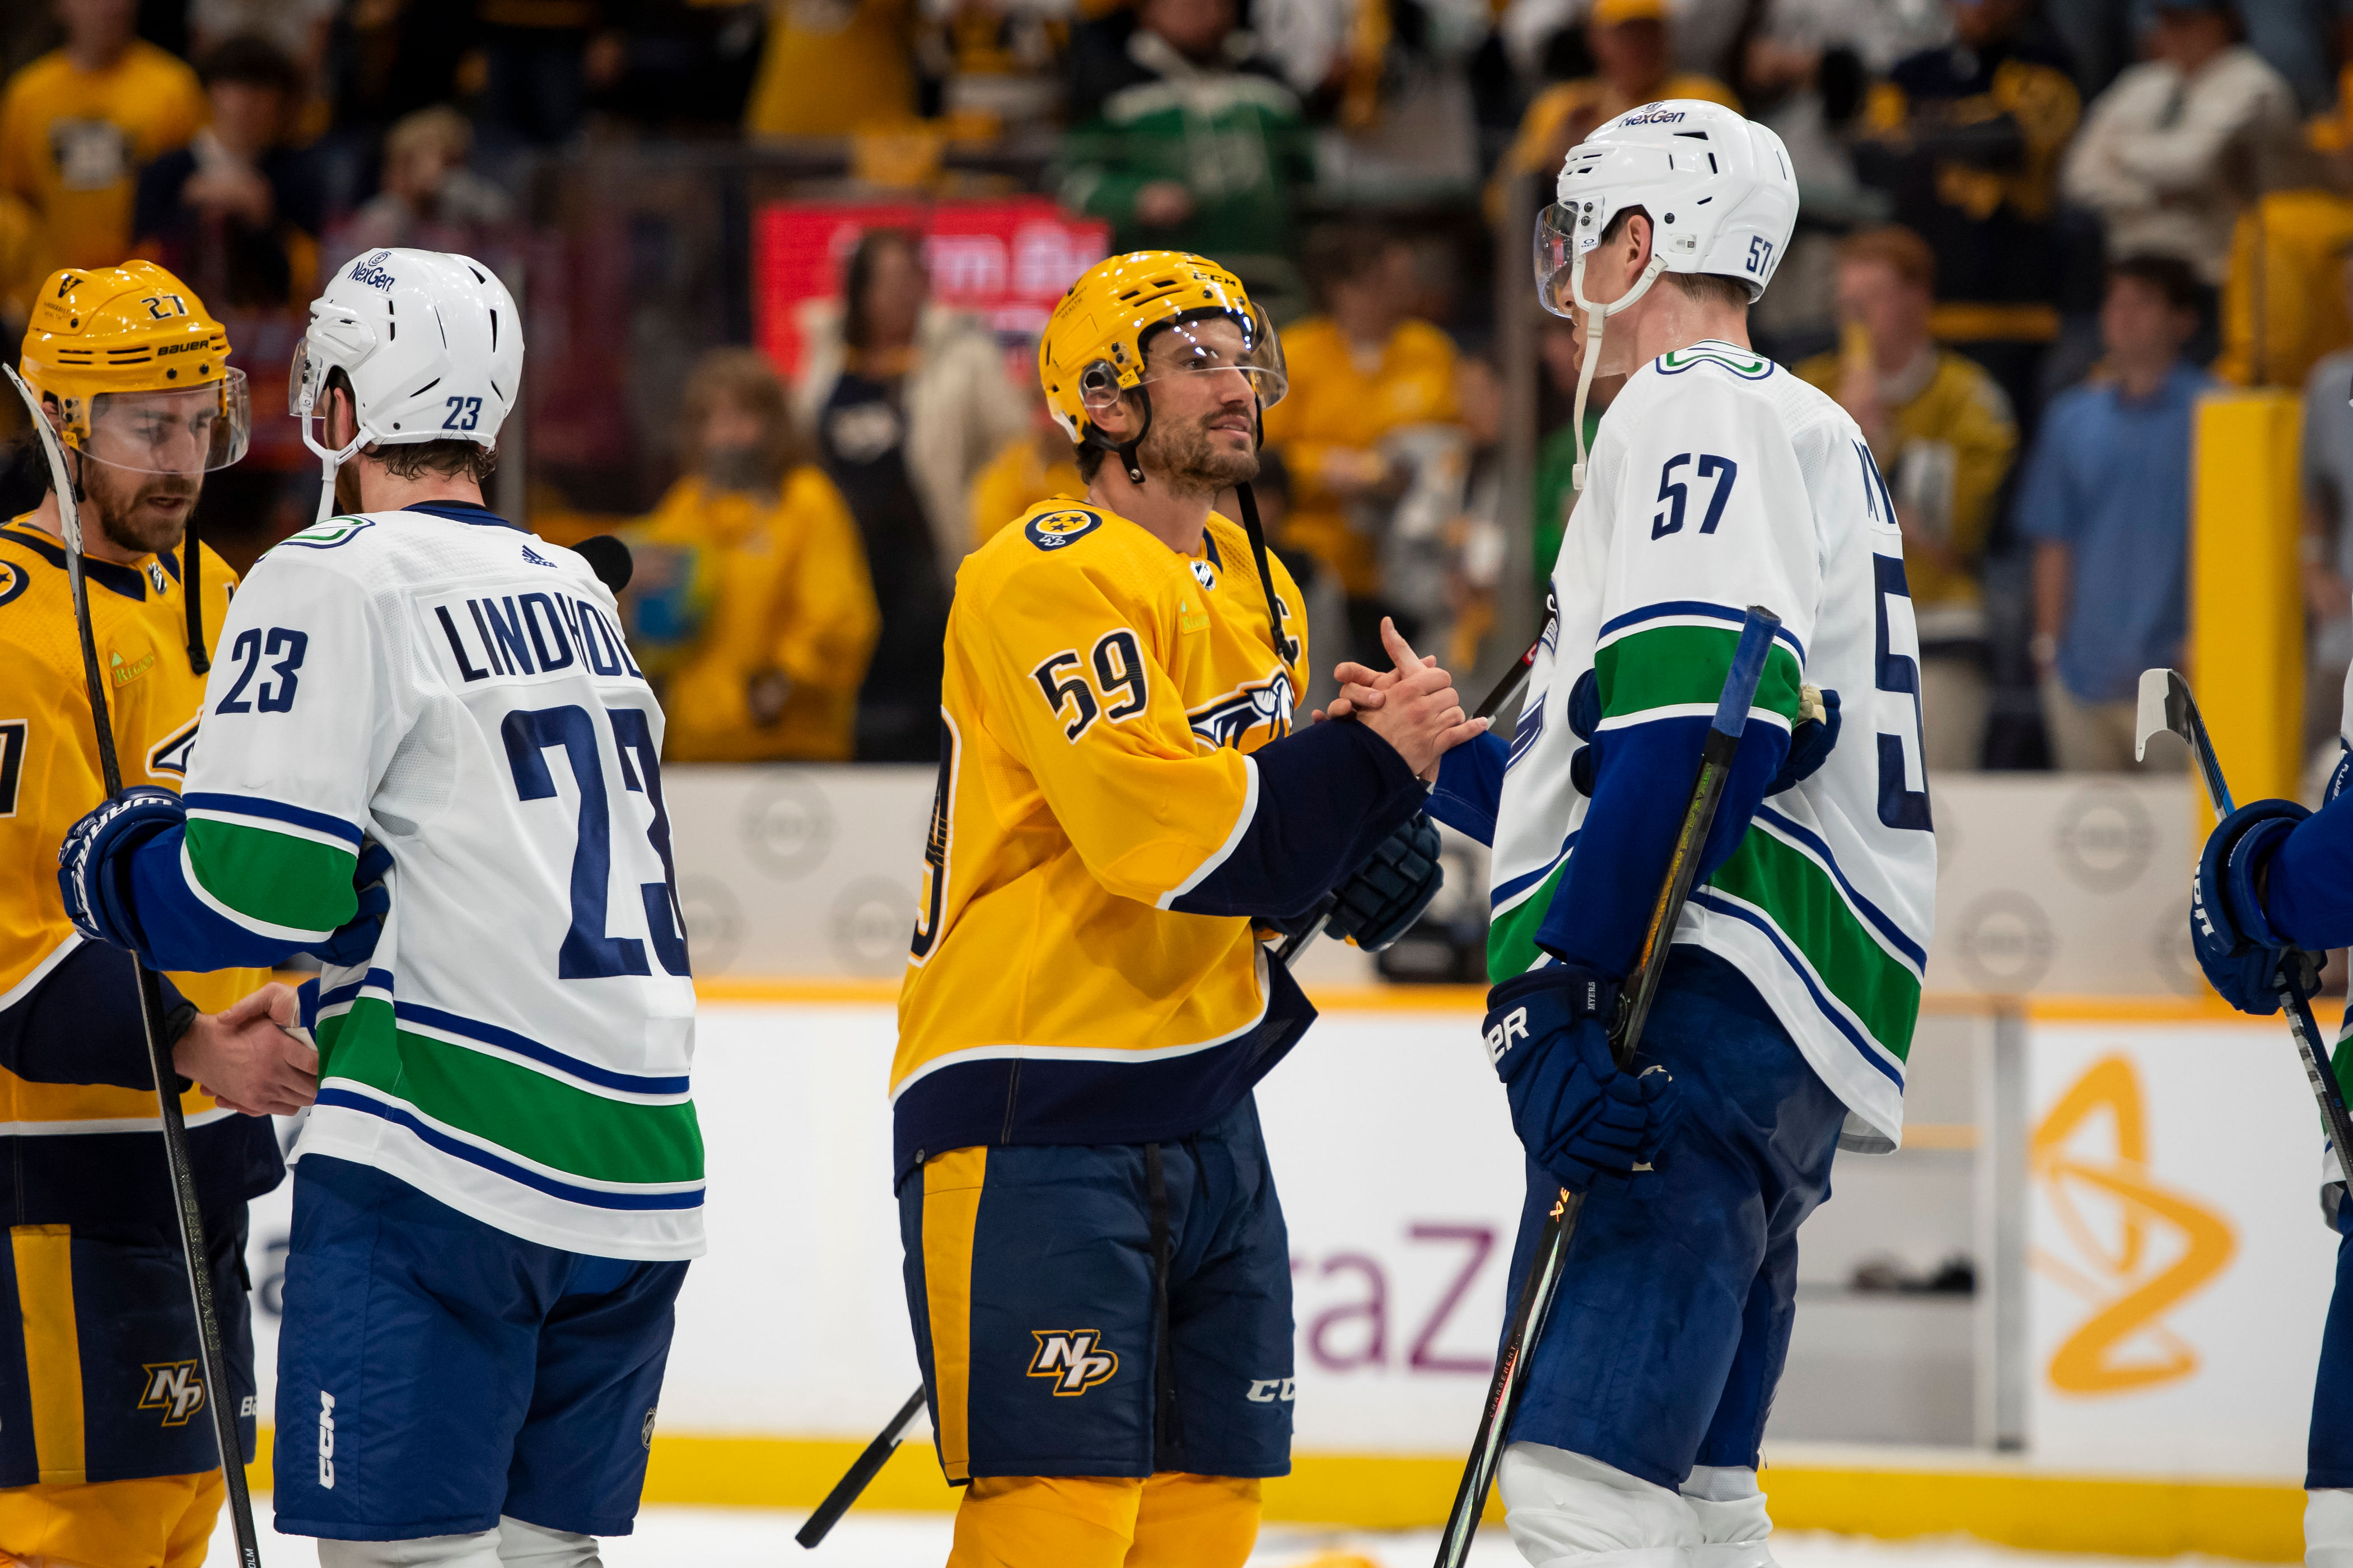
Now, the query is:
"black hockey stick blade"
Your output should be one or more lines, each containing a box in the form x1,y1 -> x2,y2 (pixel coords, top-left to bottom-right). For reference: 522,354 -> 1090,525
1433,606 -> 1781,1568
797,1385 -> 928,1549
2,366 -> 264,1566
2134,667 -> 2353,1188
2135,668 -> 2234,818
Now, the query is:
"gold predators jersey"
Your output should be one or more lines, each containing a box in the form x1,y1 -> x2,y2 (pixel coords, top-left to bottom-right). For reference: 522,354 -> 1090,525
0,517 -> 279,1227
890,497 -> 1426,1172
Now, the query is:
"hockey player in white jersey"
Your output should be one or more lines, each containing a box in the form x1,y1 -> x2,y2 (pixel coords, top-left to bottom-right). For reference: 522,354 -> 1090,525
1358,101 -> 1938,1566
55,248 -> 699,1563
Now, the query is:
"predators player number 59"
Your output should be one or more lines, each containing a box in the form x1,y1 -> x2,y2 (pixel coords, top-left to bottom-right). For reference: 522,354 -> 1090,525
891,252 -> 1486,1568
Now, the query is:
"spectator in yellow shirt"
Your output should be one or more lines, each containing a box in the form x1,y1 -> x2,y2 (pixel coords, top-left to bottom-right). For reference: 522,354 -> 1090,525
968,382 -> 1085,547
744,0 -> 921,137
629,348 -> 881,762
1490,0 -> 1740,219
0,0 -> 208,270
1261,222 -> 1460,664
1796,226 -> 2018,771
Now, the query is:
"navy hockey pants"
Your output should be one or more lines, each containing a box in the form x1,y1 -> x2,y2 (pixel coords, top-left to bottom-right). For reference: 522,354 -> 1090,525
1501,947 -> 1848,1491
2310,1201 -> 2353,1487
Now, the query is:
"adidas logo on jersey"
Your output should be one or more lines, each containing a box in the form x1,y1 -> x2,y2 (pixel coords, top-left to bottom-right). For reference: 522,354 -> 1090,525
522,545 -> 556,568
1028,1330 -> 1118,1395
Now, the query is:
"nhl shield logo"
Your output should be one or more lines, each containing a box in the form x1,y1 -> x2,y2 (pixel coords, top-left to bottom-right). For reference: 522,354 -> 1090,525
1025,509 -> 1103,552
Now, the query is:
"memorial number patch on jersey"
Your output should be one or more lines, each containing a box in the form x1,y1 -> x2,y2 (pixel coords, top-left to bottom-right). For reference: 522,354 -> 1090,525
1025,509 -> 1103,551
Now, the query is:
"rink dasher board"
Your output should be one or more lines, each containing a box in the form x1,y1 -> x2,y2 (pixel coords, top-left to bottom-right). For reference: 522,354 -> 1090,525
655,765 -> 2205,999
237,995 -> 2321,1486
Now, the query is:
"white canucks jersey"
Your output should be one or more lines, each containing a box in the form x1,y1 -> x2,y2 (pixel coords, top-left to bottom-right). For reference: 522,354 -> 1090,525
167,504 -> 702,1259
1489,341 -> 1938,1150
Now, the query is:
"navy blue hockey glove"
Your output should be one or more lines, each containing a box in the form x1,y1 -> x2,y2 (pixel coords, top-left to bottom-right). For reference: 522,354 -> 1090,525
1323,813 -> 1444,953
57,787 -> 184,953
1483,965 -> 1684,1193
1768,687 -> 1840,795
306,841 -> 393,967
2192,798 -> 2319,1015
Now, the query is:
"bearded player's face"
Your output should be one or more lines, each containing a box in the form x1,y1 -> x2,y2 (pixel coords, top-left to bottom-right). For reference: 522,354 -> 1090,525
1137,319 -> 1260,497
78,390 -> 210,559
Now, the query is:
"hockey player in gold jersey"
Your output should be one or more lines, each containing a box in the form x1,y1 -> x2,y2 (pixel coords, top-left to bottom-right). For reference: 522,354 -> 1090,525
0,263 -> 314,1565
894,251 -> 1486,1567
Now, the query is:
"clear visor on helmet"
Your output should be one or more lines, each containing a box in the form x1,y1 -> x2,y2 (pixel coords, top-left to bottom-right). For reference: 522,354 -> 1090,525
78,370 -> 251,475
1534,203 -> 1588,319
1080,303 -> 1289,415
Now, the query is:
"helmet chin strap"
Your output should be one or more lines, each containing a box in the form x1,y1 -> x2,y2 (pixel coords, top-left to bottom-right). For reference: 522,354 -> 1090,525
300,415 -> 371,523
1568,249 -> 1667,493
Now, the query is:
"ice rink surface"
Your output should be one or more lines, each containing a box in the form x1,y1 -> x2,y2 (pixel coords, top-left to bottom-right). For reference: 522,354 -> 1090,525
222,1501 -> 2266,1568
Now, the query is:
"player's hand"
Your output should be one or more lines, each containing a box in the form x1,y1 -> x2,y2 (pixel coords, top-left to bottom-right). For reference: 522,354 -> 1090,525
2192,798 -> 2321,1015
1344,621 -> 1489,779
1484,964 -> 1683,1191
175,981 -> 318,1117
57,787 -> 185,955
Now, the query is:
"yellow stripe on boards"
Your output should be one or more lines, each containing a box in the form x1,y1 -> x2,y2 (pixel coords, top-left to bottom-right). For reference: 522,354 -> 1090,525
239,1428 -> 2304,1560
922,1147 -> 988,1484
11,1225 -> 86,1483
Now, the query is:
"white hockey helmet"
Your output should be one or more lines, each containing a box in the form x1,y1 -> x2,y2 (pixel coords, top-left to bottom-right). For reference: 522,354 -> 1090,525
290,247 -> 523,520
1534,100 -> 1796,492
1535,99 -> 1799,313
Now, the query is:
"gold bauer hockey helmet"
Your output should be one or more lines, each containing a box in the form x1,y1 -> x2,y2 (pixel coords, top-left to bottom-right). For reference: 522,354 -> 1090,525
1037,251 -> 1287,447
18,261 -> 250,474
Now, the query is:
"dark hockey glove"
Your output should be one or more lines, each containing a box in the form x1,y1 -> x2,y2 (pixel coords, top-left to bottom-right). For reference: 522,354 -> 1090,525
1767,686 -> 1839,794
1484,965 -> 1684,1193
57,787 -> 184,954
1323,812 -> 1444,953
2192,798 -> 2320,1015
306,841 -> 393,968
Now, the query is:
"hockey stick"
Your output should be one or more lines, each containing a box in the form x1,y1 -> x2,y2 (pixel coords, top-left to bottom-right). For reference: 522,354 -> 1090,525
1433,605 -> 1783,1568
3,368 -> 263,1568
2134,668 -> 2353,1188
794,1386 -> 927,1549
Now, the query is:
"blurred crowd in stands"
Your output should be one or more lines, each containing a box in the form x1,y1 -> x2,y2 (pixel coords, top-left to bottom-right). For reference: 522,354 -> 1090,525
10,0 -> 2353,770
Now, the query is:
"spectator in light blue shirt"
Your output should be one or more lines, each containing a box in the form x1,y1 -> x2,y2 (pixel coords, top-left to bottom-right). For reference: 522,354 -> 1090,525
2018,254 -> 2212,770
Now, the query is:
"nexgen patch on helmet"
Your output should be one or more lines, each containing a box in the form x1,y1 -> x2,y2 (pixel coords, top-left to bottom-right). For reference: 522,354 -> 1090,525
18,262 -> 250,474
1038,251 -> 1287,444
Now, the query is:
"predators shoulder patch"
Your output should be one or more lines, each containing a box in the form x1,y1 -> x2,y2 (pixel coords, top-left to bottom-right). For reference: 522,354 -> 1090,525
1025,509 -> 1103,552
0,559 -> 25,609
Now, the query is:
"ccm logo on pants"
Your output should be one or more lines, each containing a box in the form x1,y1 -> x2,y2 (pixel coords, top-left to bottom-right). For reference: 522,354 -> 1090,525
318,1389 -> 337,1488
1245,1378 -> 1296,1403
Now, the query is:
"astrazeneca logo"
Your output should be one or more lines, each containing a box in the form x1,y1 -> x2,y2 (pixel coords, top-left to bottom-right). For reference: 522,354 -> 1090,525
1028,1330 -> 1118,1395
349,251 -> 398,292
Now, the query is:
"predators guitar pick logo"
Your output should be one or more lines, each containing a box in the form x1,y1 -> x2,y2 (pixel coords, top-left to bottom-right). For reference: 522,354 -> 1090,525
2030,1054 -> 2235,1394
1028,1330 -> 1118,1395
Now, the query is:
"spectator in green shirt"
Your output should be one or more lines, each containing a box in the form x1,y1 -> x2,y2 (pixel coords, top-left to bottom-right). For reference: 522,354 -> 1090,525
1056,0 -> 1314,303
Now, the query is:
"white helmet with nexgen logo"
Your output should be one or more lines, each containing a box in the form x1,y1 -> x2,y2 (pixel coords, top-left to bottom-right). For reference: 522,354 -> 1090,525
1534,99 -> 1798,489
289,247 -> 523,521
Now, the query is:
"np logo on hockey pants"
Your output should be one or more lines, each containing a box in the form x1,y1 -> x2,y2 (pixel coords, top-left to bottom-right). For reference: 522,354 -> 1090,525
1029,1331 -> 1118,1395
